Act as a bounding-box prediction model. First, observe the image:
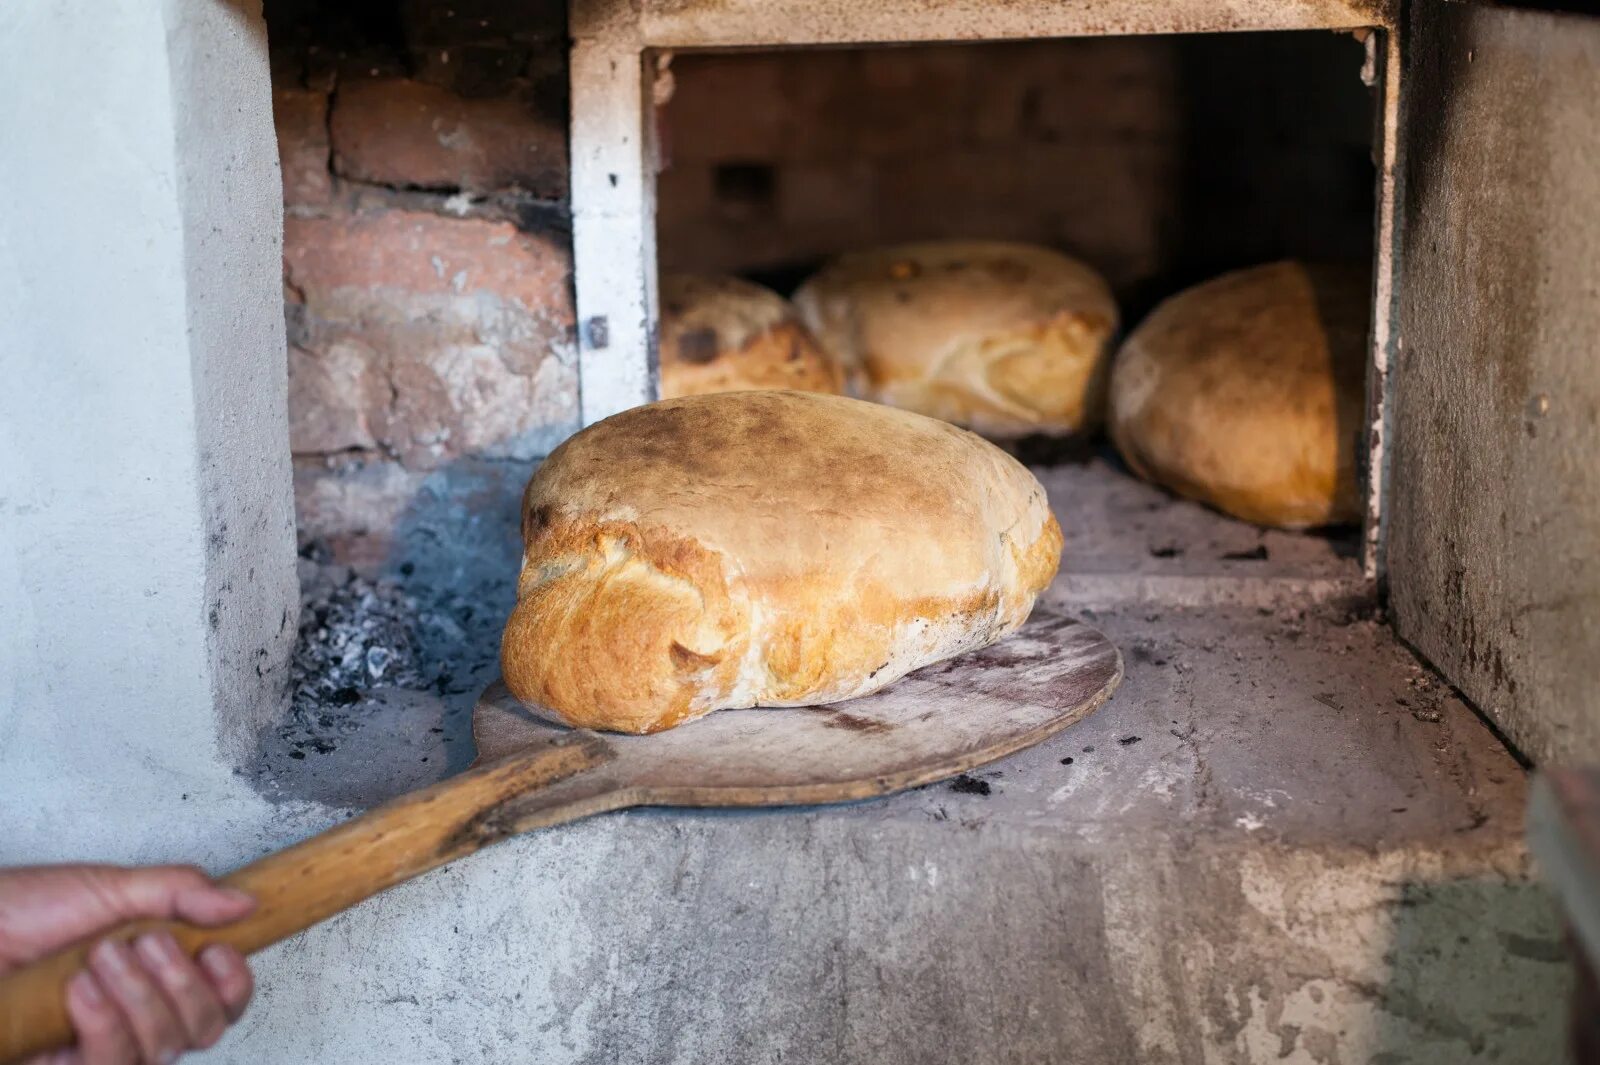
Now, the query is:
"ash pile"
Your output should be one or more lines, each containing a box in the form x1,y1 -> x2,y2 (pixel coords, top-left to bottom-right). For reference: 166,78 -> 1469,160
282,546 -> 509,757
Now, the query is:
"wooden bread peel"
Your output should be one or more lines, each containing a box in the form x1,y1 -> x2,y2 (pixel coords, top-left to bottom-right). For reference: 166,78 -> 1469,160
0,610 -> 1120,1063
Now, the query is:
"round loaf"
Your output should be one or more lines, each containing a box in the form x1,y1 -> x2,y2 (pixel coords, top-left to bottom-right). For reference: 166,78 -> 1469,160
500,390 -> 1063,734
658,274 -> 843,399
792,240 -> 1118,438
1108,261 -> 1368,529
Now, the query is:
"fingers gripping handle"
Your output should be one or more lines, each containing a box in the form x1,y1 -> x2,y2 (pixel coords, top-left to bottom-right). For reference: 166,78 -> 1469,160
0,735 -> 613,1064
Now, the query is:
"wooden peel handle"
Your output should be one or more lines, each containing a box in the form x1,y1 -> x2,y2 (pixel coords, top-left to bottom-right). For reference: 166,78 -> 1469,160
0,735 -> 612,1065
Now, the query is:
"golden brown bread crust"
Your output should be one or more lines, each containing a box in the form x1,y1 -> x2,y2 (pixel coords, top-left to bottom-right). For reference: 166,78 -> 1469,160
1108,261 -> 1369,529
500,391 -> 1063,733
792,241 -> 1118,438
658,274 -> 844,399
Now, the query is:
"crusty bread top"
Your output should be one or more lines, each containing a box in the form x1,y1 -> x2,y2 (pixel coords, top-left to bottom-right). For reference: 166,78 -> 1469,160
524,389 -> 1055,597
504,390 -> 1062,732
1109,261 -> 1368,529
658,273 -> 842,399
792,240 -> 1118,437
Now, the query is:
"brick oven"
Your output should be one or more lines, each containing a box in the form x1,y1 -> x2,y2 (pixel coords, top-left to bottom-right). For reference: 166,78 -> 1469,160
2,0 -> 1598,1061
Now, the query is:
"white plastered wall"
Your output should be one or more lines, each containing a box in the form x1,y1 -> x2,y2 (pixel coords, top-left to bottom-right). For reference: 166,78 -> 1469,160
0,0 -> 305,866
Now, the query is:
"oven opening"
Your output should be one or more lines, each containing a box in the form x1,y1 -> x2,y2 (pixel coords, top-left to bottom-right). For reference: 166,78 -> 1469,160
653,31 -> 1379,595
263,20 -> 1389,801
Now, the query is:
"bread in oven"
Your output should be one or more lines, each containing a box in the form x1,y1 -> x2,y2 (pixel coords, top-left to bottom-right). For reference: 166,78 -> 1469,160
658,273 -> 843,399
1108,261 -> 1368,529
500,390 -> 1063,734
792,240 -> 1118,439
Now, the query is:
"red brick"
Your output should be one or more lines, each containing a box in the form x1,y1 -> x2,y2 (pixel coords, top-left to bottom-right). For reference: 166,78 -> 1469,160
763,49 -> 861,163
654,39 -> 1186,293
867,141 -> 1173,290
273,88 -> 333,206
660,54 -> 791,162
291,459 -> 419,572
287,341 -> 382,454
780,159 -> 876,232
284,209 -> 572,315
654,165 -> 714,240
851,46 -> 977,159
283,209 -> 577,468
330,77 -> 566,197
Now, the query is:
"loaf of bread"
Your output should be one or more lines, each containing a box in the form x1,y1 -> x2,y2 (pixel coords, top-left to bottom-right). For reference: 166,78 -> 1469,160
1108,261 -> 1368,529
658,274 -> 843,399
501,390 -> 1063,734
792,241 -> 1118,438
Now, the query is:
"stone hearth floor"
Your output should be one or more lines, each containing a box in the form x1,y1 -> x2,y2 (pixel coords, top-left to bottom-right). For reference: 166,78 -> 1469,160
226,454 -> 1564,1064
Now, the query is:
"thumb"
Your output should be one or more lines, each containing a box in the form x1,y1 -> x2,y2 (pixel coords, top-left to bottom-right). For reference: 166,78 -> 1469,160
96,865 -> 255,927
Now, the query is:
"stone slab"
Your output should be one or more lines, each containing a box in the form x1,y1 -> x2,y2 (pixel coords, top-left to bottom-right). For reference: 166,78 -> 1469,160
225,591 -> 1561,1063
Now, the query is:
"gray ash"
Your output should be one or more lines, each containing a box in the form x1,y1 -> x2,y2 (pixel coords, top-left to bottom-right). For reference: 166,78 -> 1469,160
283,559 -> 504,753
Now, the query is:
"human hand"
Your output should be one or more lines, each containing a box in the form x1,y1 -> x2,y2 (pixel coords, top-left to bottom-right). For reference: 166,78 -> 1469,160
0,864 -> 255,1065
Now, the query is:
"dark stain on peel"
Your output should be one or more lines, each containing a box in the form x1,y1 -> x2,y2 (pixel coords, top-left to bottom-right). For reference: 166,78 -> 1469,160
435,738 -> 611,857
826,711 -> 893,734
445,805 -> 520,854
967,643 -> 1044,669
808,707 -> 894,734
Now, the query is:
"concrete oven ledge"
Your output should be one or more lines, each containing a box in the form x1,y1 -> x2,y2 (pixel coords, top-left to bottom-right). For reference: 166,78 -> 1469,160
214,590 -> 1564,1065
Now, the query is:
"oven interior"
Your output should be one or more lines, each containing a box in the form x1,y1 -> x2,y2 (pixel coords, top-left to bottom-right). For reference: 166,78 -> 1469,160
653,31 -> 1377,590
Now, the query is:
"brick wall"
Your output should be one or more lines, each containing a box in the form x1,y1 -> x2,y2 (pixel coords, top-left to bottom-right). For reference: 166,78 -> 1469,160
657,32 -> 1375,308
267,0 -> 574,571
657,38 -> 1183,295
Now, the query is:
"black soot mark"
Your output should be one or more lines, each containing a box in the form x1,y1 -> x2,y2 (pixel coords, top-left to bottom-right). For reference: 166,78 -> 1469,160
969,644 -> 1041,669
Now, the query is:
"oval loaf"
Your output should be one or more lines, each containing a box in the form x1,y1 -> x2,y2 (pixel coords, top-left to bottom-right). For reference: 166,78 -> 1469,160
500,390 -> 1064,734
1109,261 -> 1368,529
793,240 -> 1118,439
658,273 -> 843,399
